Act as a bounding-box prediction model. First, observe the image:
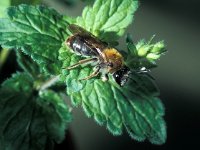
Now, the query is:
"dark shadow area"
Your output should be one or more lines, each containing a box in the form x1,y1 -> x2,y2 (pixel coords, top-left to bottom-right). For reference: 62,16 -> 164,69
54,131 -> 76,150
142,0 -> 200,24
0,50 -> 19,84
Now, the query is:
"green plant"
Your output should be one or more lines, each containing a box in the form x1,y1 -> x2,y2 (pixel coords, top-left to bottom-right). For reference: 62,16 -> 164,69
0,0 -> 41,71
0,0 -> 167,149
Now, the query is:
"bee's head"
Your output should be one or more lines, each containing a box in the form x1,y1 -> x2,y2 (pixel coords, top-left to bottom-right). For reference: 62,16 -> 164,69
113,66 -> 131,87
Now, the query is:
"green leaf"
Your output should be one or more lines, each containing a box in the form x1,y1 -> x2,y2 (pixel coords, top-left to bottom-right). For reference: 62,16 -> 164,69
125,36 -> 166,70
0,4 -> 72,74
11,0 -> 41,5
0,73 -> 72,150
59,44 -> 166,144
16,50 -> 41,78
77,0 -> 138,42
0,0 -> 42,18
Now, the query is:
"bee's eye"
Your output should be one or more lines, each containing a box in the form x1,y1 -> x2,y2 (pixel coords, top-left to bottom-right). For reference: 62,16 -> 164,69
113,66 -> 131,86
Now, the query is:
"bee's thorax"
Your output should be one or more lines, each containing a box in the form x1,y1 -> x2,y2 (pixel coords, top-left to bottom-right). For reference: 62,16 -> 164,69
103,48 -> 123,73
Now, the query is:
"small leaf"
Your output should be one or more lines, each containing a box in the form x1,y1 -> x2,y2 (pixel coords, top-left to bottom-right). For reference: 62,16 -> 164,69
77,0 -> 139,42
0,4 -> 72,74
0,73 -> 72,149
126,37 -> 166,70
59,44 -> 166,144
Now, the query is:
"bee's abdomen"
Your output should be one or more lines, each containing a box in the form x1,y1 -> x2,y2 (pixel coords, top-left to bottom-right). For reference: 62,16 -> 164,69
66,35 -> 96,57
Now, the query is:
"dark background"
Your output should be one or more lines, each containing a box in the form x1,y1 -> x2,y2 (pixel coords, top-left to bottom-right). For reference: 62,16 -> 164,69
1,0 -> 200,150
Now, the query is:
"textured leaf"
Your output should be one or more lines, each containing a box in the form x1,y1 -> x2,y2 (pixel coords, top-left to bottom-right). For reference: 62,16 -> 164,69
0,4 -> 71,74
59,44 -> 166,144
11,0 -> 41,5
77,0 -> 138,42
16,50 -> 41,78
0,73 -> 72,150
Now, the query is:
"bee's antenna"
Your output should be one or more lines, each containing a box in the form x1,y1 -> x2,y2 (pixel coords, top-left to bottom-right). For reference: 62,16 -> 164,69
148,34 -> 156,45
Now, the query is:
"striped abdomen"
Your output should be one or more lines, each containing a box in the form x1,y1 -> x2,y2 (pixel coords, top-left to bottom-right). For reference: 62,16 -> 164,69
66,35 -> 97,57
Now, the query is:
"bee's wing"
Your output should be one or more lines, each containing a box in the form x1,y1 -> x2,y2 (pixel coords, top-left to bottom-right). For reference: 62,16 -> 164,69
68,24 -> 91,35
69,24 -> 108,59
68,24 -> 100,39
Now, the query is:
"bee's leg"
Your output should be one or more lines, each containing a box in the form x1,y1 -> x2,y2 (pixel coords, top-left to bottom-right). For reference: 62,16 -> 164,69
66,58 -> 97,70
79,67 -> 100,80
101,74 -> 108,82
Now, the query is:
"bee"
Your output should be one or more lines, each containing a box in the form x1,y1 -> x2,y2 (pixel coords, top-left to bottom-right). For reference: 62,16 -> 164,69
65,24 -> 131,86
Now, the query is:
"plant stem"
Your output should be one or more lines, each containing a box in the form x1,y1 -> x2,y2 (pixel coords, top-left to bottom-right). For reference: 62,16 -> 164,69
39,75 -> 60,91
0,48 -> 10,71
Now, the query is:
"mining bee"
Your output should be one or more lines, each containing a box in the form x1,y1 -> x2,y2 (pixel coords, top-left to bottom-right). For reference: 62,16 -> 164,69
65,24 -> 131,86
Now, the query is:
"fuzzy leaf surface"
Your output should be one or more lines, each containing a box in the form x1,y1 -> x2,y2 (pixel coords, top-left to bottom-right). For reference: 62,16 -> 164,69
77,0 -> 138,42
0,4 -> 71,74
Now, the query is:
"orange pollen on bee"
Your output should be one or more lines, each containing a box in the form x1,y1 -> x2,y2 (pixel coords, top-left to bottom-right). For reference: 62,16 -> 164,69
103,48 -> 124,72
